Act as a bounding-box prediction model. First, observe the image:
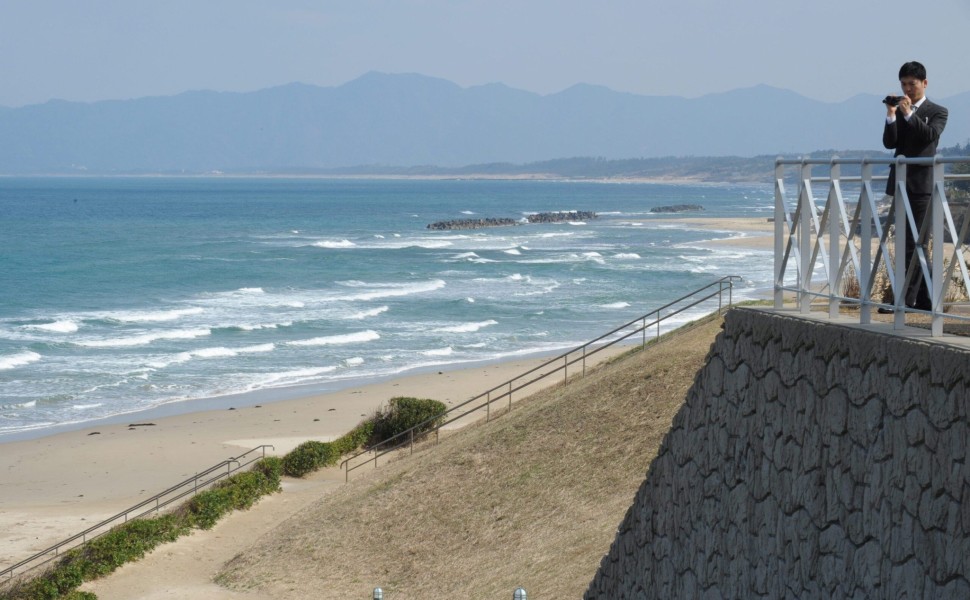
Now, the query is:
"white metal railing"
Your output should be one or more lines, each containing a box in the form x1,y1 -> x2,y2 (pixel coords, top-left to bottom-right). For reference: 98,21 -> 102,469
774,155 -> 970,336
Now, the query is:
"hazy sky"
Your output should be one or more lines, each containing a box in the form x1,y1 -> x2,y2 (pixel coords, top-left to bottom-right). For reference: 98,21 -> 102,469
2,0 -> 968,108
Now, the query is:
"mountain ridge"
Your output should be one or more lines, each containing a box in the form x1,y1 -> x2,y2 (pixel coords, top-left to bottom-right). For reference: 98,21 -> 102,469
1,72 -> 967,174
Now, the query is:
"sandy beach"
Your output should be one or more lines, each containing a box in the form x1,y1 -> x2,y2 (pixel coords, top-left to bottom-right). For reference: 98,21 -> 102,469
0,215 -> 772,596
0,345 -> 629,571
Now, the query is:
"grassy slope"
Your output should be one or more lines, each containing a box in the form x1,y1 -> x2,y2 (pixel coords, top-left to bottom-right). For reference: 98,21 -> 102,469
217,315 -> 725,598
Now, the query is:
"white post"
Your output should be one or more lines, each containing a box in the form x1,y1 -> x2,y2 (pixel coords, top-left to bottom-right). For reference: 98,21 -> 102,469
932,157 -> 945,336
894,161 -> 908,329
799,162 -> 813,313
859,161 -> 874,324
828,159 -> 841,318
774,159 -> 786,308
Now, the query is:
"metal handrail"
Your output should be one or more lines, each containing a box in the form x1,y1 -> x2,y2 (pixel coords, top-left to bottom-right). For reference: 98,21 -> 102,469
1,444 -> 274,581
341,276 -> 742,481
774,154 -> 970,337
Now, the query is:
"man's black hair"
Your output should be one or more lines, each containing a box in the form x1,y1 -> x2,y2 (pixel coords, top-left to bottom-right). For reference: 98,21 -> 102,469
899,61 -> 927,81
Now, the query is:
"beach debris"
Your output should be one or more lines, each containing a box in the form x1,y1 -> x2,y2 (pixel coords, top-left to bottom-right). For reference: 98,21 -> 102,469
127,423 -> 156,427
313,418 -> 320,422
87,431 -> 101,436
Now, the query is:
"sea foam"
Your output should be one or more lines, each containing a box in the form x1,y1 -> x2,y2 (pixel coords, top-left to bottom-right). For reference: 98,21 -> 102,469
288,330 -> 381,347
0,351 -> 42,370
436,320 -> 498,333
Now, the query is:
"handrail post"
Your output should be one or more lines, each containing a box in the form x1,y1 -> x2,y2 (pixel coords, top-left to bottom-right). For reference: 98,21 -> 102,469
774,158 -> 787,308
932,157 -> 945,336
798,160 -> 813,313
860,161 -> 874,324
828,159 -> 842,318
486,391 -> 491,422
894,161 -> 908,329
508,381 -> 513,412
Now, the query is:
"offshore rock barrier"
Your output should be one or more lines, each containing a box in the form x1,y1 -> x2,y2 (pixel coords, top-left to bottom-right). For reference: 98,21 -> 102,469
649,204 -> 704,213
427,211 -> 597,230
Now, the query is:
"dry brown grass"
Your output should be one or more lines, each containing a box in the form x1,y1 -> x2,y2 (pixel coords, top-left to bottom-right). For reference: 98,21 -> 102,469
215,315 -> 726,598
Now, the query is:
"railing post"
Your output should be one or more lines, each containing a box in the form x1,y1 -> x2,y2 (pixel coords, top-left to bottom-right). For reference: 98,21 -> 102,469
409,429 -> 414,455
828,158 -> 841,318
859,161 -> 874,324
798,160 -> 813,313
508,381 -> 513,412
775,158 -> 787,308
894,160 -> 908,329
486,391 -> 491,422
932,156 -> 945,337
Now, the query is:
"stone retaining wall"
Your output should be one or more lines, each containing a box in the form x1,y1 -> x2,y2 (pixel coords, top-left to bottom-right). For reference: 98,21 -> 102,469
586,307 -> 970,599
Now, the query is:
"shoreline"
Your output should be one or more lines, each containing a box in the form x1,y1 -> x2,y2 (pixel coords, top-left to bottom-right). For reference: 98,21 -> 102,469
0,215 -> 773,569
0,344 -> 632,565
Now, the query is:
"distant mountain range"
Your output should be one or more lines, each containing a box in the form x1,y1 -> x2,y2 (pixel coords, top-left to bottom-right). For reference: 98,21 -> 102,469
1,71 -> 968,175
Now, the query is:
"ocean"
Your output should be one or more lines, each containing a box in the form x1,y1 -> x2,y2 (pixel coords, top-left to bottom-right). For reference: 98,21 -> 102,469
0,177 -> 774,438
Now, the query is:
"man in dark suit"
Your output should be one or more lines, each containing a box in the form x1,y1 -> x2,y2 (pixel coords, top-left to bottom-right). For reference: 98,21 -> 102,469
883,61 -> 948,311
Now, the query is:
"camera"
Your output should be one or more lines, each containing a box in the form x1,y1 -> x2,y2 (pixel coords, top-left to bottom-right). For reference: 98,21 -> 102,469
883,95 -> 904,106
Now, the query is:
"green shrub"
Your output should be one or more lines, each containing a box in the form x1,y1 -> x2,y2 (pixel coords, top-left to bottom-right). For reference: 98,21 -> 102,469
187,466 -> 278,529
2,457 -> 282,600
251,456 -> 283,486
282,440 -> 334,477
369,397 -> 447,446
331,421 -> 375,455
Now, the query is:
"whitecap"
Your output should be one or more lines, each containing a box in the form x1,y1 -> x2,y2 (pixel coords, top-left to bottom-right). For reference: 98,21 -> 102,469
0,351 -> 42,370
504,248 -> 522,255
423,346 -> 453,356
106,307 -> 205,323
601,302 -> 631,309
466,297 -> 475,303
288,330 -> 381,347
453,252 -> 479,259
461,210 -> 476,215
0,400 -> 36,410
568,221 -> 587,226
192,347 -> 237,359
343,357 -> 365,367
347,306 -> 389,319
77,328 -> 212,348
338,279 -> 446,302
71,403 -> 104,411
24,320 -> 79,333
436,320 -> 498,333
312,240 -> 357,249
613,253 -> 642,260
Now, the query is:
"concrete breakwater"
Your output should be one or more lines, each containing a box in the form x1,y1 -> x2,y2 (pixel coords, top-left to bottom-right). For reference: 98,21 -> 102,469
427,211 -> 597,230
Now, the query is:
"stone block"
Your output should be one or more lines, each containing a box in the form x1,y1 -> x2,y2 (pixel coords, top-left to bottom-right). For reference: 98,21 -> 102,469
904,407 -> 928,446
925,385 -> 956,430
888,508 -> 915,563
821,387 -> 849,435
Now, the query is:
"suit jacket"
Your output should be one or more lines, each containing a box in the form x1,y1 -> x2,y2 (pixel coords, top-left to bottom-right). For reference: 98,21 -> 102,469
883,98 -> 948,196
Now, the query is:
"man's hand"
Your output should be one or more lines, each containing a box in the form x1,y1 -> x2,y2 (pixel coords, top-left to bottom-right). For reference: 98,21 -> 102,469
898,96 -> 913,118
